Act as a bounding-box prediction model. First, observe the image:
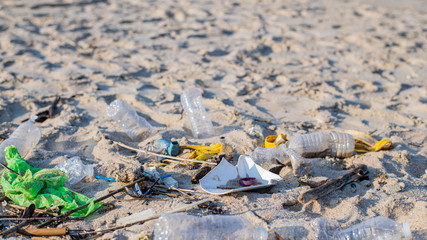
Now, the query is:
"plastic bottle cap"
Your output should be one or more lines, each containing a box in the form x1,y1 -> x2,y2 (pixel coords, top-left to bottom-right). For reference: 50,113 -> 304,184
402,222 -> 411,238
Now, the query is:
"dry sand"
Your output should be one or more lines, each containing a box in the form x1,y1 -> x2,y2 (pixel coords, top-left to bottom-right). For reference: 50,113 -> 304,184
0,0 -> 426,239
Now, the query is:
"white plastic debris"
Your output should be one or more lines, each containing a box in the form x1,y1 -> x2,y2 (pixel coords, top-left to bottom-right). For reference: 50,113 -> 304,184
200,155 -> 282,195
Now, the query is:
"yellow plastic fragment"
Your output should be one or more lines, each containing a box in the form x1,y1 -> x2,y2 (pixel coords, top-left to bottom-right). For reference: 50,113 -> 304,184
264,134 -> 287,148
181,142 -> 222,155
181,142 -> 225,164
194,153 -> 214,160
373,139 -> 394,151
342,130 -> 394,154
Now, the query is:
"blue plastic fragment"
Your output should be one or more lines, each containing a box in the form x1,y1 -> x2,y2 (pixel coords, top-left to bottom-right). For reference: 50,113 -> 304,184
95,176 -> 116,182
156,139 -> 169,149
160,174 -> 172,179
167,141 -> 180,157
155,139 -> 180,157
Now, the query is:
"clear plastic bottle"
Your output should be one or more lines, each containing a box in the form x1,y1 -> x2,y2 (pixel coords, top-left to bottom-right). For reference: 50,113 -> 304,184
314,216 -> 411,240
106,99 -> 155,141
0,119 -> 41,163
154,213 -> 268,240
180,89 -> 214,139
250,145 -> 312,177
250,146 -> 284,167
288,131 -> 355,158
55,156 -> 94,185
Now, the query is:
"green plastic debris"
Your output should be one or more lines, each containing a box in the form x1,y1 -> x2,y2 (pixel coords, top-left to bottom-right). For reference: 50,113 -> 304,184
1,146 -> 102,218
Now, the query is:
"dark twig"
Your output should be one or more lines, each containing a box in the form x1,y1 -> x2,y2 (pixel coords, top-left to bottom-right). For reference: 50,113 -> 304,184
125,178 -> 159,199
19,204 -> 35,218
21,96 -> 61,123
1,221 -> 31,237
48,96 -> 61,118
141,178 -> 160,198
0,162 -> 20,176
298,165 -> 369,204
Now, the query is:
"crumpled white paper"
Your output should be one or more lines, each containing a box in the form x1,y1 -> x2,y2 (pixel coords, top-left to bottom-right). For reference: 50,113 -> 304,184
200,155 -> 282,195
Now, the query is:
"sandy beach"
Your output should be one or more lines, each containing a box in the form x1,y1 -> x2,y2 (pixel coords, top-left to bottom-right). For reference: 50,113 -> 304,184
0,0 -> 426,239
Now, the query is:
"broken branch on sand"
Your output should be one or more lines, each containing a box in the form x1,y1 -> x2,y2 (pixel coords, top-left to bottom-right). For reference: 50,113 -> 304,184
298,164 -> 369,204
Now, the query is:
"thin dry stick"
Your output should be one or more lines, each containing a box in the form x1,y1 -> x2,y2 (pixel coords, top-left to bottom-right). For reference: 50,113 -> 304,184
171,187 -> 196,200
81,199 -> 209,239
8,203 -> 59,217
298,164 -> 369,204
36,177 -> 147,229
161,158 -> 188,165
115,141 -> 217,166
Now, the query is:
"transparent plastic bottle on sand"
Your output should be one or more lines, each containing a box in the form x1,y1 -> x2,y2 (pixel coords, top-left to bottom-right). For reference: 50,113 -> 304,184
106,99 -> 155,141
288,131 -> 355,158
180,89 -> 214,139
154,213 -> 268,240
0,119 -> 41,162
314,216 -> 411,240
250,147 -> 284,167
250,145 -> 312,177
55,156 -> 94,185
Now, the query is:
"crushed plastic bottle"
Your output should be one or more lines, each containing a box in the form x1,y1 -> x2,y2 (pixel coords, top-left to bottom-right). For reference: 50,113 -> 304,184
55,156 -> 94,185
180,89 -> 214,139
313,216 -> 411,240
106,99 -> 155,141
250,145 -> 312,177
288,131 -> 355,158
154,213 -> 268,240
0,118 -> 41,163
